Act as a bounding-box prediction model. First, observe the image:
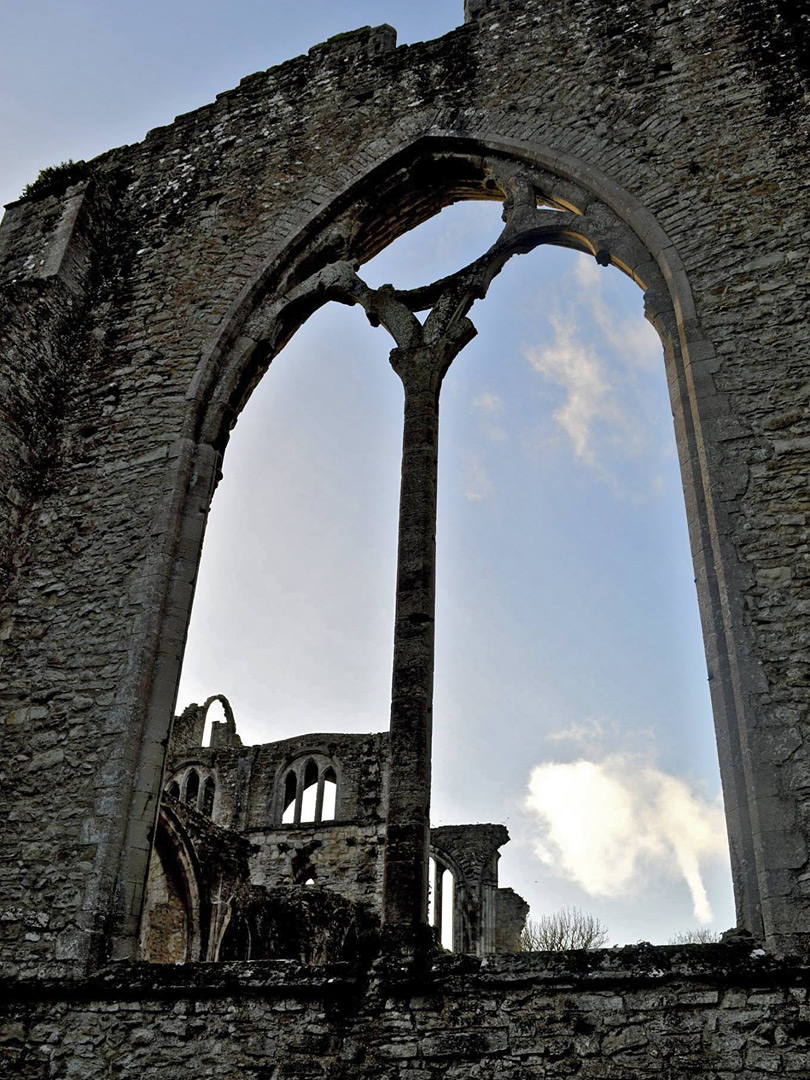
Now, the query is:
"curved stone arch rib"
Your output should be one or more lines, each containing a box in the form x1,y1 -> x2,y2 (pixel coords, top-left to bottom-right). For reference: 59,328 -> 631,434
183,136 -> 705,455
142,805 -> 206,963
200,693 -> 236,727
199,693 -> 238,748
115,134 -> 770,958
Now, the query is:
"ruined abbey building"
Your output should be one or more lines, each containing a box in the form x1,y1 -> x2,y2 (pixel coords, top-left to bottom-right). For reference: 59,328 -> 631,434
2,0 -> 809,1075
143,696 -> 527,962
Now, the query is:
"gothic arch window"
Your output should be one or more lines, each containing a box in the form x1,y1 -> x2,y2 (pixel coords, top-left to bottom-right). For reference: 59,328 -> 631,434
429,852 -> 457,952
189,156 -> 734,936
279,754 -> 339,825
166,767 -> 217,817
116,139 -> 769,962
184,769 -> 200,808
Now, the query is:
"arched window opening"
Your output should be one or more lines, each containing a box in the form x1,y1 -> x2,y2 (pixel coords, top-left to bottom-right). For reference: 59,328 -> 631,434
441,870 -> 455,952
428,224 -> 729,946
166,781 -> 180,800
301,758 -> 319,823
429,856 -> 456,952
281,771 -> 298,824
279,755 -> 340,825
362,199 -> 504,293
169,166 -> 734,948
303,877 -> 316,887
300,776 -> 318,822
201,777 -> 215,818
175,298 -> 402,748
184,769 -> 200,809
321,768 -> 337,822
357,192 -> 731,944
140,818 -> 201,963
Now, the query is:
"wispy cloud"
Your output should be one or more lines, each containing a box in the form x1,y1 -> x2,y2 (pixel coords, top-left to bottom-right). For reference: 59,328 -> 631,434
525,314 -> 621,466
472,391 -> 503,414
575,256 -> 660,370
464,452 -> 493,501
546,717 -> 610,745
472,391 -> 507,443
545,715 -> 656,756
524,754 -> 729,924
522,255 -> 666,490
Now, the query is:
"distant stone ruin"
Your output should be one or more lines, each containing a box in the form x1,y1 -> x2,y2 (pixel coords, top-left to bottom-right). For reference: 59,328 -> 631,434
141,696 -> 527,962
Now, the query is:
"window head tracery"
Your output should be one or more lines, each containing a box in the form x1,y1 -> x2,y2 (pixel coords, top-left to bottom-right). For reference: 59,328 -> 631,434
164,766 -> 217,819
278,753 -> 339,825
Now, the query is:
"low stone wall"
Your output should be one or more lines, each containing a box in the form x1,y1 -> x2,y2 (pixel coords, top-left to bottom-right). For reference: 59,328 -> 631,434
4,945 -> 810,1078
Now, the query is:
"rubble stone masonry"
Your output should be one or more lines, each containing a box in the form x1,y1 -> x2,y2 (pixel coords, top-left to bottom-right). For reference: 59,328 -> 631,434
1,0 -> 809,1074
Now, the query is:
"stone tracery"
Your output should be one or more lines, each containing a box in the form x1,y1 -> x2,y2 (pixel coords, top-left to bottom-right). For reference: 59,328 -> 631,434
237,159 -> 719,933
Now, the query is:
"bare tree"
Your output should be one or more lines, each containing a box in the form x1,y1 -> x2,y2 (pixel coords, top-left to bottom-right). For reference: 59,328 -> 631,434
520,907 -> 609,951
667,928 -> 721,944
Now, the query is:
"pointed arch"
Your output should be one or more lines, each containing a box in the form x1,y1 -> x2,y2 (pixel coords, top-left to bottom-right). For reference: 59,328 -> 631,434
277,751 -> 342,825
184,769 -> 200,809
117,133 -> 773,957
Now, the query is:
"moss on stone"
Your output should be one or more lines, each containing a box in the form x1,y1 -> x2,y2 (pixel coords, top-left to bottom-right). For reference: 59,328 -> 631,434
20,159 -> 89,203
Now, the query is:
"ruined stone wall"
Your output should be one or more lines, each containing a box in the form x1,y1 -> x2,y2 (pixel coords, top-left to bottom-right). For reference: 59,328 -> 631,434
239,735 -> 384,916
161,728 -> 523,930
0,14 -> 808,1080
165,731 -> 388,833
495,889 -> 530,953
247,733 -> 389,829
160,729 -> 391,911
4,947 -> 810,1078
248,822 -> 386,911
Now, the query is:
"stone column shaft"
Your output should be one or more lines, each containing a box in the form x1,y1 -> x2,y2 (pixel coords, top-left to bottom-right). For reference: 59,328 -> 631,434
382,365 -> 442,928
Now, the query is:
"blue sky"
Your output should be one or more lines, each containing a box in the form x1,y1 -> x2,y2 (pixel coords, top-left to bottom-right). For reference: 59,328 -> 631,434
1,1 -> 734,944
1,1 -> 459,209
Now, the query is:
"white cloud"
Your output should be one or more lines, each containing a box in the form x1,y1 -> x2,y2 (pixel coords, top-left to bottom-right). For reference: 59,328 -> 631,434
522,257 -> 668,489
546,717 -> 608,745
524,755 -> 729,924
525,313 -> 625,465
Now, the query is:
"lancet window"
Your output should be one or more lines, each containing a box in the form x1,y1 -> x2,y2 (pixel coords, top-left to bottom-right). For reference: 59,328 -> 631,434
164,768 -> 217,818
279,754 -> 338,824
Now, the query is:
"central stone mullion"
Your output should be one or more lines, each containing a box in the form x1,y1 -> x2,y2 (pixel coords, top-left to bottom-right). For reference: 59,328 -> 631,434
382,346 -> 446,931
